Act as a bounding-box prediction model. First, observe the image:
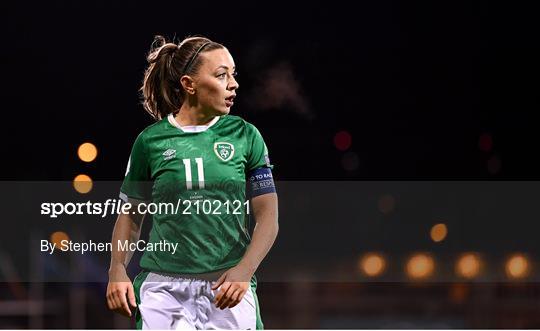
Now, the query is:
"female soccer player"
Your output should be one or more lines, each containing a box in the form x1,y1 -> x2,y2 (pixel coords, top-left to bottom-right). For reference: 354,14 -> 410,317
106,35 -> 279,330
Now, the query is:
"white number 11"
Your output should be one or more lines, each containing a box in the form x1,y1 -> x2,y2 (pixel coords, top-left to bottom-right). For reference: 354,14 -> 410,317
182,157 -> 205,190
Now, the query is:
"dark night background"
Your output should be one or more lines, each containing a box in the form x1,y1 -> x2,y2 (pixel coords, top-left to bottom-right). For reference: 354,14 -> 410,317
3,0 -> 537,181
2,0 -> 540,329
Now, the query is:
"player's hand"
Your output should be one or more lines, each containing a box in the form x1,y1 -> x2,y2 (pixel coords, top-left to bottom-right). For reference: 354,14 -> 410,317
106,265 -> 137,317
211,265 -> 252,309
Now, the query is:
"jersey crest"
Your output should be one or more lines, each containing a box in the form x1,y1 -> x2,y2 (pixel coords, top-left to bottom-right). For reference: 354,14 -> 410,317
214,142 -> 235,161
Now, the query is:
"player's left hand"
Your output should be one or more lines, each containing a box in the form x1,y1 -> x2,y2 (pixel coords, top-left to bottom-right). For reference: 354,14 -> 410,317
211,265 -> 252,309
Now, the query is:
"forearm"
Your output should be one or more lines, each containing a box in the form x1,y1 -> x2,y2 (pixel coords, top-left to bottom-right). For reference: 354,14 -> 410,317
106,211 -> 142,316
238,193 -> 279,275
109,212 -> 144,273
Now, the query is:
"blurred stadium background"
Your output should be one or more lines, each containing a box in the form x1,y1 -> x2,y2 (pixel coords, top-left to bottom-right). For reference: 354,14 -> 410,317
2,0 -> 540,328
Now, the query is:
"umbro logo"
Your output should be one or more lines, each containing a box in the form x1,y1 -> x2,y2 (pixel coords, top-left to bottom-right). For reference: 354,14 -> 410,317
163,149 -> 176,160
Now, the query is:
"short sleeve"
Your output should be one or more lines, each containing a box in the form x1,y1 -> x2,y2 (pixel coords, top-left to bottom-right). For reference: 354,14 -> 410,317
246,122 -> 273,171
119,132 -> 152,204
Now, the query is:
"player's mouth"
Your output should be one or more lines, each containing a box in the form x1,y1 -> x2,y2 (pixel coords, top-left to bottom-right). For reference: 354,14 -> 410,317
225,94 -> 236,107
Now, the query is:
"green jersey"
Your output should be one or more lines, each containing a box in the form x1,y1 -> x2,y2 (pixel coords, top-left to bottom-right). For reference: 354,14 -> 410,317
120,113 -> 272,274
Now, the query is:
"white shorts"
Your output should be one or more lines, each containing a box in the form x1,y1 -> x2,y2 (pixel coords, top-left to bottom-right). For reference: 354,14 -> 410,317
133,271 -> 263,330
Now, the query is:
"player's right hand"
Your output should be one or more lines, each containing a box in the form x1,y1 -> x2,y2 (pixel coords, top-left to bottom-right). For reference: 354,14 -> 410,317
106,266 -> 137,317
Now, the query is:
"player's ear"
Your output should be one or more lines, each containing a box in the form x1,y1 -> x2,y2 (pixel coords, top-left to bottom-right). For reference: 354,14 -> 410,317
180,75 -> 196,95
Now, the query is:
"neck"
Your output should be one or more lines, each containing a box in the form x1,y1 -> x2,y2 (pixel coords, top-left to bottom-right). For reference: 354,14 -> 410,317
176,103 -> 216,126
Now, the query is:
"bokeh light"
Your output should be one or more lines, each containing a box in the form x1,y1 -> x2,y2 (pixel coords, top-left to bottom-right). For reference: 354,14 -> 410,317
359,253 -> 386,277
456,253 -> 482,279
505,253 -> 530,279
406,253 -> 435,280
73,174 -> 93,194
77,142 -> 98,162
50,231 -> 70,250
430,223 -> 448,242
334,131 -> 352,151
478,133 -> 493,152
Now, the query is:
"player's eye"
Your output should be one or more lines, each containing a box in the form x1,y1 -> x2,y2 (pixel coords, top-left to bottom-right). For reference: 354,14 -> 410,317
217,72 -> 227,78
232,71 -> 238,77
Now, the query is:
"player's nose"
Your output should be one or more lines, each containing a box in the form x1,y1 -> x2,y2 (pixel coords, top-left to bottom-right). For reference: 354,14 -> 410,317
228,75 -> 239,91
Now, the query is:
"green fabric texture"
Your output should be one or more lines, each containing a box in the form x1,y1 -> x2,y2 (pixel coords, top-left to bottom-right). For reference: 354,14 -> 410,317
120,114 -> 272,275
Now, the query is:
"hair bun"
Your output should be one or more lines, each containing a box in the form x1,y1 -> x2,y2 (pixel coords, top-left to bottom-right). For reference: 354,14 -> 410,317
150,35 -> 167,50
147,36 -> 177,64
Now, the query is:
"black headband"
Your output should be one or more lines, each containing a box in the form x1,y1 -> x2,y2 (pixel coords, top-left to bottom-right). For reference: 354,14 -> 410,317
183,42 -> 211,75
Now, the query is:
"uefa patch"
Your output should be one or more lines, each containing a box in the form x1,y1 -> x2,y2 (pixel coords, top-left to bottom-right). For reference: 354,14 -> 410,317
214,142 -> 235,161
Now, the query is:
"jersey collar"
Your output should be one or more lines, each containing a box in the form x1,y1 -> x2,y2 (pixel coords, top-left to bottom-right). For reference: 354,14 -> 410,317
167,113 -> 220,133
